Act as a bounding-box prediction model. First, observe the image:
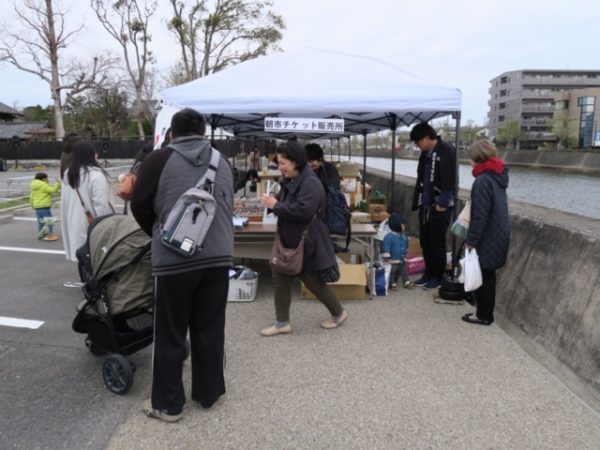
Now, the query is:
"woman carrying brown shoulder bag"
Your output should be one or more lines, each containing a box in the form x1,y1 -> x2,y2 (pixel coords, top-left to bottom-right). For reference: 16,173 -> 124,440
259,142 -> 348,337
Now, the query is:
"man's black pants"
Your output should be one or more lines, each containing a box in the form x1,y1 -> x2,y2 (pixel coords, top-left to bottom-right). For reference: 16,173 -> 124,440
152,266 -> 229,412
419,207 -> 452,280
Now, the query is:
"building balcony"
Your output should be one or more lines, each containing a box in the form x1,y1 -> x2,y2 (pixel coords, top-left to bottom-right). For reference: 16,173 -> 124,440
521,105 -> 555,113
521,119 -> 552,127
521,75 -> 600,86
524,132 -> 555,140
521,91 -> 556,99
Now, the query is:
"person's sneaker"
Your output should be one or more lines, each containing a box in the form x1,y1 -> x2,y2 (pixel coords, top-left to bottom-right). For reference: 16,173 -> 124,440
260,323 -> 292,337
43,234 -> 59,241
321,310 -> 348,329
404,281 -> 413,288
143,399 -> 182,423
389,283 -> 398,290
63,281 -> 85,288
422,277 -> 442,290
413,275 -> 431,287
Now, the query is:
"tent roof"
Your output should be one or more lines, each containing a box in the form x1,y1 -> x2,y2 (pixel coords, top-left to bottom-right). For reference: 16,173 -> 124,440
159,48 -> 461,139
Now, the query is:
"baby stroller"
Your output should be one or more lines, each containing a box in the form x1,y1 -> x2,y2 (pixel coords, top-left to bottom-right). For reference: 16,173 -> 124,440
72,213 -> 154,395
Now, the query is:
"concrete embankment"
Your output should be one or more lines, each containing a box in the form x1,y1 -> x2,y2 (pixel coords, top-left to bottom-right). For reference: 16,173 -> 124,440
366,167 -> 600,410
360,148 -> 600,175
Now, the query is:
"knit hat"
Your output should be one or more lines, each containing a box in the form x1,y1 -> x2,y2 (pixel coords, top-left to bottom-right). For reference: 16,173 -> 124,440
388,213 -> 405,232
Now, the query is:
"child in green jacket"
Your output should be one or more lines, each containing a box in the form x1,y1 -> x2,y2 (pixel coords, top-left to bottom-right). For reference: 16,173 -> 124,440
30,172 -> 61,240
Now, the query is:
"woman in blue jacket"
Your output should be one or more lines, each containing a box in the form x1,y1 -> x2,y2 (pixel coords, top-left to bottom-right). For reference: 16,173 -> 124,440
462,140 -> 510,325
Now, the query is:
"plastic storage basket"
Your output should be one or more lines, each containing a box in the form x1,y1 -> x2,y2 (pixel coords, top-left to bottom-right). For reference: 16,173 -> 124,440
227,277 -> 258,302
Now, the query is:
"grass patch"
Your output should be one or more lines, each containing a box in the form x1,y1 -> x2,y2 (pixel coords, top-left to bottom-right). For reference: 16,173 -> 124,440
0,191 -> 61,211
0,197 -> 30,210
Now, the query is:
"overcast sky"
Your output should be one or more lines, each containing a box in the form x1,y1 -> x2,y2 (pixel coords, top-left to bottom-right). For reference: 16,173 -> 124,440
2,0 -> 599,125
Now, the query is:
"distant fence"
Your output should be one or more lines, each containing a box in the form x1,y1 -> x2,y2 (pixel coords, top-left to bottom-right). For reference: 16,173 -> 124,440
0,138 -> 278,160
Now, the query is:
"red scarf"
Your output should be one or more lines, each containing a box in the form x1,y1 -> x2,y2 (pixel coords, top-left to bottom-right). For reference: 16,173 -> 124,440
472,157 -> 505,177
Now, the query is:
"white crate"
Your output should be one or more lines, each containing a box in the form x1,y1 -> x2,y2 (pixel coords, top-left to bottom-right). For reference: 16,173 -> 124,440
227,277 -> 258,302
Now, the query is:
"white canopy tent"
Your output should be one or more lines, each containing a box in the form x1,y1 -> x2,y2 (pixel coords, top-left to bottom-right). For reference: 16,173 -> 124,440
156,47 -> 462,206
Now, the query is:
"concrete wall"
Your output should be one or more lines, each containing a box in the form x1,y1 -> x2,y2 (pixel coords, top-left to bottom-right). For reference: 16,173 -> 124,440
366,168 -> 600,409
500,150 -> 600,174
345,148 -> 600,175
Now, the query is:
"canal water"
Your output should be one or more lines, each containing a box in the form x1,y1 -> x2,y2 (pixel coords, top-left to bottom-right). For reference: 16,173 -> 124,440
349,156 -> 600,220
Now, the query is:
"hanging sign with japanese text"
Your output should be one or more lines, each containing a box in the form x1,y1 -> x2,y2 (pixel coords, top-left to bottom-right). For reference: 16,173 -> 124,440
264,117 -> 345,134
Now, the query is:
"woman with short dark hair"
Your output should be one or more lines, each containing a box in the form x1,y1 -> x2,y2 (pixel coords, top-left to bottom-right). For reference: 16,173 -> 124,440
259,142 -> 347,336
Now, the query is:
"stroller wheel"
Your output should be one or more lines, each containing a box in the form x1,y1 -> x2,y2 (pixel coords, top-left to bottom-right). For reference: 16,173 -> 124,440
85,337 -> 107,356
102,354 -> 134,395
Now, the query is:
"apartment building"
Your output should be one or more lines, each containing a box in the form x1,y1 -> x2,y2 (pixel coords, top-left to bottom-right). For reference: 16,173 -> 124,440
554,87 -> 600,148
488,70 -> 600,149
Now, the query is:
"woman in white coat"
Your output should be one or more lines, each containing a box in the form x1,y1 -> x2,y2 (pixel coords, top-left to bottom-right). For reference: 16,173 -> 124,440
61,141 -> 114,263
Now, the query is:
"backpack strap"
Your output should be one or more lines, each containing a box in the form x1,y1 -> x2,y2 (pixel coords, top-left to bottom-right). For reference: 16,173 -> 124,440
194,148 -> 221,191
169,146 -> 221,191
344,215 -> 352,250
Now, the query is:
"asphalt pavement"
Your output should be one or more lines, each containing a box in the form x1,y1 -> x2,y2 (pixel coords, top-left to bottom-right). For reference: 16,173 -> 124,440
0,186 -> 599,450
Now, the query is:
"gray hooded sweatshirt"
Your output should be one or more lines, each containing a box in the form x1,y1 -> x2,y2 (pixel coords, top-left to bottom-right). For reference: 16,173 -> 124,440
131,135 -> 234,276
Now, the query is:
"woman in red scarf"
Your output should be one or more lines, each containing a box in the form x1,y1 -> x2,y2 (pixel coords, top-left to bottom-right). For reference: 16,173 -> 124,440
462,140 -> 510,325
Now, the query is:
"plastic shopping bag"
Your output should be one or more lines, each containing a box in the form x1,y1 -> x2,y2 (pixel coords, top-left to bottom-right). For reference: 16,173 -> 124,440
451,201 -> 470,239
458,248 -> 482,292
366,262 -> 391,296
374,218 -> 391,241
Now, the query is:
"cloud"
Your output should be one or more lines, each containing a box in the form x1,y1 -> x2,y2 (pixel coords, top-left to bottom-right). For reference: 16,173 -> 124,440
2,0 -> 600,124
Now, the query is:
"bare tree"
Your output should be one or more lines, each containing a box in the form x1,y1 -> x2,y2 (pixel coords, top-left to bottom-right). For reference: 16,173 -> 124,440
91,0 -> 156,140
167,0 -> 285,83
0,0 -> 114,140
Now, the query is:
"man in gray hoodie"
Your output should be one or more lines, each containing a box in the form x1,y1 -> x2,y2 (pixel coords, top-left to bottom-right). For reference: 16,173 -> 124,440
131,108 -> 234,422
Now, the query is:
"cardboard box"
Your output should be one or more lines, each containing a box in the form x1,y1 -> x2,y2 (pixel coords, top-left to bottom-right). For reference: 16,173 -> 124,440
301,264 -> 367,300
407,238 -> 422,257
351,211 -> 371,223
336,253 -> 363,264
371,211 -> 389,223
338,163 -> 361,178
368,203 -> 387,215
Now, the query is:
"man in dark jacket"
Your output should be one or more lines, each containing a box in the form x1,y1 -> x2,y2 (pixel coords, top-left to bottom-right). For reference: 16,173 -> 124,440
410,122 -> 457,290
305,143 -> 341,188
131,108 -> 234,422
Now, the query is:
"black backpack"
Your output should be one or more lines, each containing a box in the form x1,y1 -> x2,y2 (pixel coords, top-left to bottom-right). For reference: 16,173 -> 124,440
325,186 -> 352,249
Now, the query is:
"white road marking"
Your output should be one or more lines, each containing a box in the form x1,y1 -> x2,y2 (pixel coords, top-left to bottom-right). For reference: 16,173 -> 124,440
0,316 -> 44,329
0,246 -> 65,255
13,217 -> 38,222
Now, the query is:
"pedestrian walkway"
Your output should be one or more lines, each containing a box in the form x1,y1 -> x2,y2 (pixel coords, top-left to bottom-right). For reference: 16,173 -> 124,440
1,178 -> 598,449
107,267 -> 600,450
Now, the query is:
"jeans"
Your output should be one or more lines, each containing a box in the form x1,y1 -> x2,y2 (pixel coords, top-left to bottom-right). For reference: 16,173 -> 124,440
35,207 -> 53,233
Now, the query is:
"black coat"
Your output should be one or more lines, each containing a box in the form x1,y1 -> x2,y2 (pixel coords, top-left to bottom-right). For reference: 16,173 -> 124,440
314,162 -> 341,189
273,165 -> 336,271
411,139 -> 457,210
466,168 -> 510,270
